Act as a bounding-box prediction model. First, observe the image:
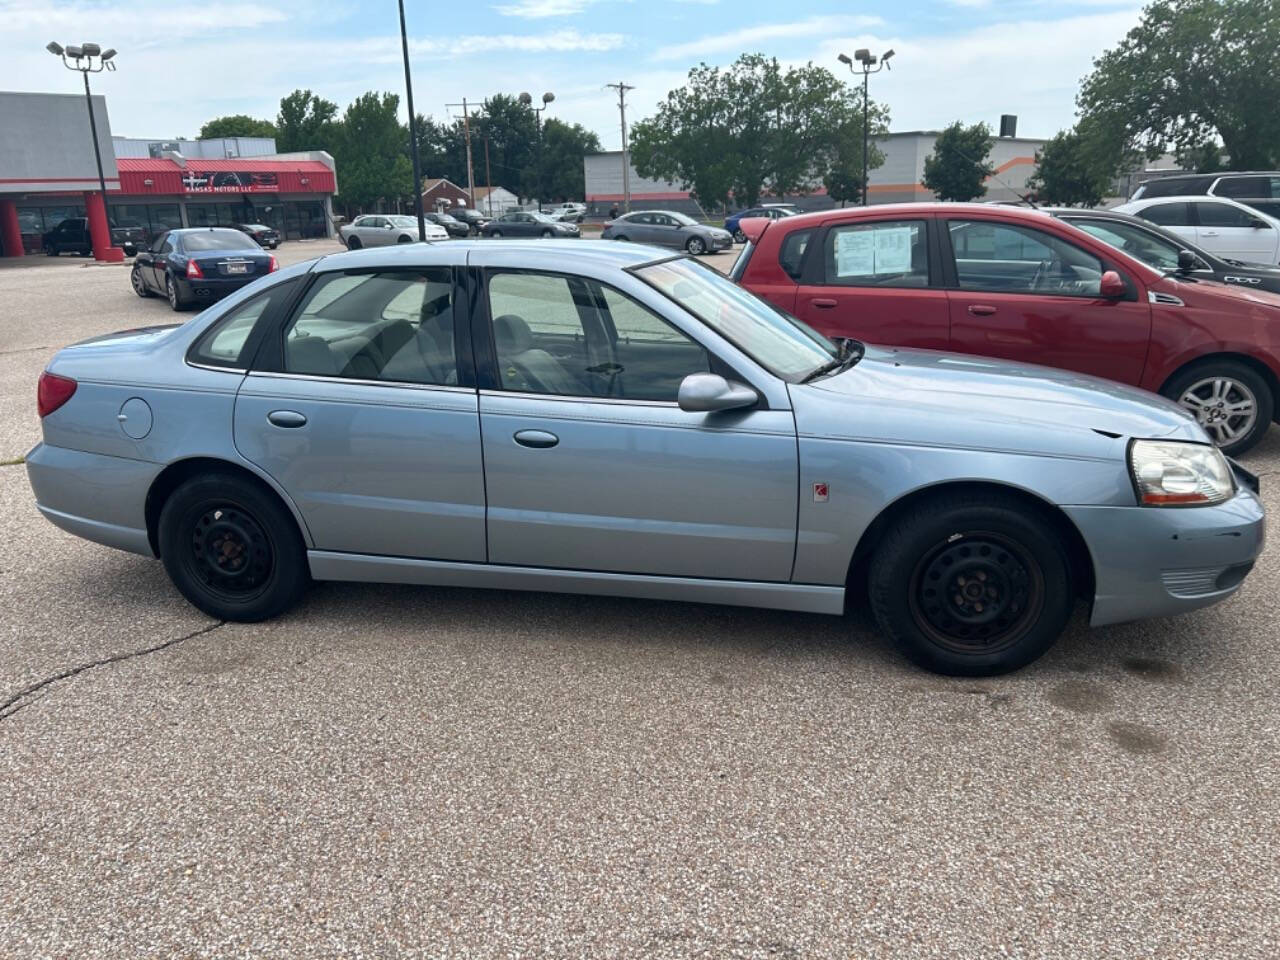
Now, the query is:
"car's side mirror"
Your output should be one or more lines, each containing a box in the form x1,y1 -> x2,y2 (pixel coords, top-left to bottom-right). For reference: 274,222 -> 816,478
677,373 -> 758,413
1176,249 -> 1197,274
1099,270 -> 1127,299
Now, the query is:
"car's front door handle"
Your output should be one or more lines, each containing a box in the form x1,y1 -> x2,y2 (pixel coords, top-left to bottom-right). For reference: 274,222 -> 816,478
811,298 -> 838,309
1200,230 -> 1219,237
514,429 -> 559,449
968,304 -> 998,316
267,410 -> 308,428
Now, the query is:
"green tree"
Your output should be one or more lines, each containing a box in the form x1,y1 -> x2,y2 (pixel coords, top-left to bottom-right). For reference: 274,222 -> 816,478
1026,128 -> 1114,206
1175,141 -> 1226,173
533,118 -> 601,201
473,94 -> 539,195
276,89 -> 339,153
198,114 -> 276,140
821,95 -> 888,206
331,92 -> 414,212
1077,0 -> 1280,169
922,121 -> 995,201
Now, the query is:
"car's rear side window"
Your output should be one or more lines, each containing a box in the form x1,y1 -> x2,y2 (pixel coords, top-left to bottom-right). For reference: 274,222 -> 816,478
823,220 -> 928,287
282,269 -> 456,386
189,279 -> 297,369
779,229 -> 812,281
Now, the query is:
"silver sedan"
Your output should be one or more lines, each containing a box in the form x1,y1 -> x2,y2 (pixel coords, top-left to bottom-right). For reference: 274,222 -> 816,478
26,240 -> 1264,675
339,214 -> 448,249
602,210 -> 733,255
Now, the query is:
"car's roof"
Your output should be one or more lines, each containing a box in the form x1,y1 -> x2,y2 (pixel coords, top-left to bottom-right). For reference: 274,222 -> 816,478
314,238 -> 663,272
1120,194 -> 1262,208
1042,206 -> 1145,222
168,226 -> 245,234
769,201 -> 1061,231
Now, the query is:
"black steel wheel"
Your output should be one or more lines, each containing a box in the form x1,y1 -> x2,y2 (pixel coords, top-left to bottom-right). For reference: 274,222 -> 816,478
868,493 -> 1073,675
159,473 -> 308,621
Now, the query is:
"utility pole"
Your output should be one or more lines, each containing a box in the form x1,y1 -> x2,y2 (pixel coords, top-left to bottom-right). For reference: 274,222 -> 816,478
606,82 -> 635,212
447,99 -> 478,208
483,137 -> 493,217
397,0 -> 426,241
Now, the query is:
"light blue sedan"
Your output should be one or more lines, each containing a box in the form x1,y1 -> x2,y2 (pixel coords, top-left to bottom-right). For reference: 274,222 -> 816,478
27,240 -> 1264,675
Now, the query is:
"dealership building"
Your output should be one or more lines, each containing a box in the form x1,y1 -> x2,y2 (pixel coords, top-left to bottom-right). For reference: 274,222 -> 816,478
1,90 -> 338,259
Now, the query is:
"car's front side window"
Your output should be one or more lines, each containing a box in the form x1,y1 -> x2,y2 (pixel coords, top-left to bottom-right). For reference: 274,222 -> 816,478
949,220 -> 1104,297
282,269 -> 456,385
486,271 -> 710,401
824,220 -> 929,288
1138,202 -> 1192,227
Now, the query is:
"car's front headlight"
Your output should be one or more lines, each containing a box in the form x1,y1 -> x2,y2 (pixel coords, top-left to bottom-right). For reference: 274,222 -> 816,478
1129,440 -> 1234,506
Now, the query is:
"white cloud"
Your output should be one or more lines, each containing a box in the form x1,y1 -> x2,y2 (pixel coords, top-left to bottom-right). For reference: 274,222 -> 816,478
654,15 -> 884,62
494,0 -> 597,16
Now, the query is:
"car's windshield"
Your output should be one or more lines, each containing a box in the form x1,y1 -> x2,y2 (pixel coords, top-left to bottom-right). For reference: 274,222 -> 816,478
528,212 -> 557,223
182,231 -> 257,252
1069,219 -> 1191,271
633,256 -> 836,380
388,216 -> 419,227
243,223 -> 271,231
669,212 -> 698,226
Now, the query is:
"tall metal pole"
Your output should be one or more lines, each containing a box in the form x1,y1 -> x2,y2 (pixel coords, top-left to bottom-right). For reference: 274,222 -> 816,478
607,82 -> 635,213
82,71 -> 108,201
484,137 -> 493,217
397,0 -> 426,241
862,69 -> 870,207
462,98 -> 476,208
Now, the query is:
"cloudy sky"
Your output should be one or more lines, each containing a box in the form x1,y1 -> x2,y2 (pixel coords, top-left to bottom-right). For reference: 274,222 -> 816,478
3,0 -> 1142,151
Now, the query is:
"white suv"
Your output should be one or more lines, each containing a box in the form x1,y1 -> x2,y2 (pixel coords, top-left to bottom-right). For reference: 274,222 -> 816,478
548,202 -> 586,223
1113,195 -> 1280,265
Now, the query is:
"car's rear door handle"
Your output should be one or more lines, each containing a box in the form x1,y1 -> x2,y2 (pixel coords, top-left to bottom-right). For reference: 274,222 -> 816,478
267,410 -> 307,428
811,298 -> 838,309
514,429 -> 559,449
1200,230 -> 1220,237
968,304 -> 998,316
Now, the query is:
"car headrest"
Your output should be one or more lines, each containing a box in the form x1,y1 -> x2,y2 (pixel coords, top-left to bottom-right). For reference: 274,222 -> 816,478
493,314 -> 534,353
286,335 -> 337,375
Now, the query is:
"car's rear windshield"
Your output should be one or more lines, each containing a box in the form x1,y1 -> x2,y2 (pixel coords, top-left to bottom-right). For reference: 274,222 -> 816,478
632,256 -> 835,380
182,231 -> 257,252
243,223 -> 272,231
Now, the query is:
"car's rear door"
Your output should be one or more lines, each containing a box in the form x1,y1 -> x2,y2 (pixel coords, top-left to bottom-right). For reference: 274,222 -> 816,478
793,215 -> 949,347
943,215 -> 1152,385
234,264 -> 486,561
1193,201 -> 1280,263
474,266 -> 797,581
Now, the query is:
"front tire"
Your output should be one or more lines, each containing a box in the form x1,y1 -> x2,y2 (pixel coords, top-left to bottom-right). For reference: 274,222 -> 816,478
489,230 -> 502,238
685,236 -> 706,255
541,229 -> 554,238
868,493 -> 1073,676
131,266 -> 151,298
45,244 -> 58,257
733,228 -> 747,244
1161,360 -> 1273,456
158,473 -> 308,622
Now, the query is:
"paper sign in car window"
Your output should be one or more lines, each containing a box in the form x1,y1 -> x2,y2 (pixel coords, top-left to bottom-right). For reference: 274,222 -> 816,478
873,227 -> 914,274
835,229 -> 876,276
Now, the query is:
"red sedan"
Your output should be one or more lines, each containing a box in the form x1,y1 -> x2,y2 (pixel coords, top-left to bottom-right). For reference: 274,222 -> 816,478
733,202 -> 1280,455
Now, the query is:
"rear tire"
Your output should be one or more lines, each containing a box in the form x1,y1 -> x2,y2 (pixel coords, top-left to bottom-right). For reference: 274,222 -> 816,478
166,273 -> 187,311
868,493 -> 1073,676
158,473 -> 308,622
614,234 -> 630,242
490,230 -> 503,238
45,245 -> 58,257
1160,360 -> 1272,456
346,235 -> 362,250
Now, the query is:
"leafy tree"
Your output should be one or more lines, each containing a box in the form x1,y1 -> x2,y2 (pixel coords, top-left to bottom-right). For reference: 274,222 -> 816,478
533,118 -> 601,201
1078,0 -> 1280,169
631,53 -> 884,210
822,96 -> 888,206
1026,128 -> 1114,206
276,89 -> 339,153
1176,141 -> 1226,173
198,114 -> 276,140
922,121 -> 995,201
473,94 -> 539,195
331,92 -> 414,213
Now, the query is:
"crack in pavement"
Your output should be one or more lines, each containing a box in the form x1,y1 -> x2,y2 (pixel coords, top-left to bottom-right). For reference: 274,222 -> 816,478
0,621 -> 225,722
0,345 -> 55,357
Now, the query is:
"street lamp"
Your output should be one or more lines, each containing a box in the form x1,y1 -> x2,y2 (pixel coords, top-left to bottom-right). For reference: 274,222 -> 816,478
47,40 -> 122,260
397,0 -> 426,241
520,91 -> 555,211
838,47 -> 894,206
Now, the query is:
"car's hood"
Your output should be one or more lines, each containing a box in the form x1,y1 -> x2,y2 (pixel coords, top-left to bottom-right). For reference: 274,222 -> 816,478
791,344 -> 1205,460
1153,273 -> 1280,308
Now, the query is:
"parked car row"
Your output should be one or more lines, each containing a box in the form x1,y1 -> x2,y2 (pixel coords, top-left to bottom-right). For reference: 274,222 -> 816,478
30,236 -> 1264,679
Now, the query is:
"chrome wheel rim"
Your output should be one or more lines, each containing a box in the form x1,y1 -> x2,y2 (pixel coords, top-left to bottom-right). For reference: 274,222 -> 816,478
734,230 -> 746,243
1178,376 -> 1257,446
167,277 -> 177,307
688,238 -> 704,254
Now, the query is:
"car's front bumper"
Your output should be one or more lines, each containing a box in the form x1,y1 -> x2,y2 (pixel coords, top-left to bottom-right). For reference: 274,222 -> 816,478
708,235 -> 734,252
1065,485 -> 1265,627
26,443 -> 159,557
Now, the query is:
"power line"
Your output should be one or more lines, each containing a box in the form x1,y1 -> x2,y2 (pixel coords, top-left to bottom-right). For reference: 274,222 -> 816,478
605,81 -> 635,213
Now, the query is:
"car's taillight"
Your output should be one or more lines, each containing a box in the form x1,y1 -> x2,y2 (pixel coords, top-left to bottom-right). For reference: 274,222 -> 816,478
186,259 -> 204,279
37,372 -> 77,418
268,254 -> 279,272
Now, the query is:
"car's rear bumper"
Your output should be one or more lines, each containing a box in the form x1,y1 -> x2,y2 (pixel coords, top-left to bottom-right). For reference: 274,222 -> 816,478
26,443 -> 159,557
1064,486 -> 1265,627
177,275 -> 263,301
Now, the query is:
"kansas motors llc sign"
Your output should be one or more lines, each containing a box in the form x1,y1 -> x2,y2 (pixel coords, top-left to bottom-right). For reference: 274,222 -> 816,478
181,170 -> 280,193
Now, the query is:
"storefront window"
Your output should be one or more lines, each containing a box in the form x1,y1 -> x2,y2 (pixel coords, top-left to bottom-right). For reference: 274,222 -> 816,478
17,204 -> 86,253
107,203 -> 184,242
284,201 -> 327,239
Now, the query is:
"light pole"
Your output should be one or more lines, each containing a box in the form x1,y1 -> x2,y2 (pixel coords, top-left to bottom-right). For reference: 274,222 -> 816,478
397,0 -> 426,241
837,48 -> 894,206
520,91 -> 554,211
47,40 -> 123,261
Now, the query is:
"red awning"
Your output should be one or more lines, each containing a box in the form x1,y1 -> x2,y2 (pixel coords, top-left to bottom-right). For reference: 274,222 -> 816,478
115,157 -> 335,196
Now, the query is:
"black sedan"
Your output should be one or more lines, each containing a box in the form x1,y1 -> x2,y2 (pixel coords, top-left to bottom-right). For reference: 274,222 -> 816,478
130,228 -> 278,311
1047,206 -> 1280,295
424,212 -> 470,239
481,210 -> 580,239
232,222 -> 281,249
450,207 -> 491,235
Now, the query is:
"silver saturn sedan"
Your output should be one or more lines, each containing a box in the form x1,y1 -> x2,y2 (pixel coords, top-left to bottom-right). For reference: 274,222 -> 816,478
27,240 -> 1264,675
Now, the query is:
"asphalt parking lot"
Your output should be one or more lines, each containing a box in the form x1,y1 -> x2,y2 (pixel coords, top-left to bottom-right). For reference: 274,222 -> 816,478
2,239 -> 1278,958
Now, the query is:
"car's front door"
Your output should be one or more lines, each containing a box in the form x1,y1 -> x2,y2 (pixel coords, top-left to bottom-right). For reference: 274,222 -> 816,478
1134,201 -> 1197,248
234,265 -> 486,561
794,216 -> 950,347
144,233 -> 172,290
1193,201 -> 1279,263
475,268 -> 798,581
944,217 -> 1152,385
648,213 -> 682,248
